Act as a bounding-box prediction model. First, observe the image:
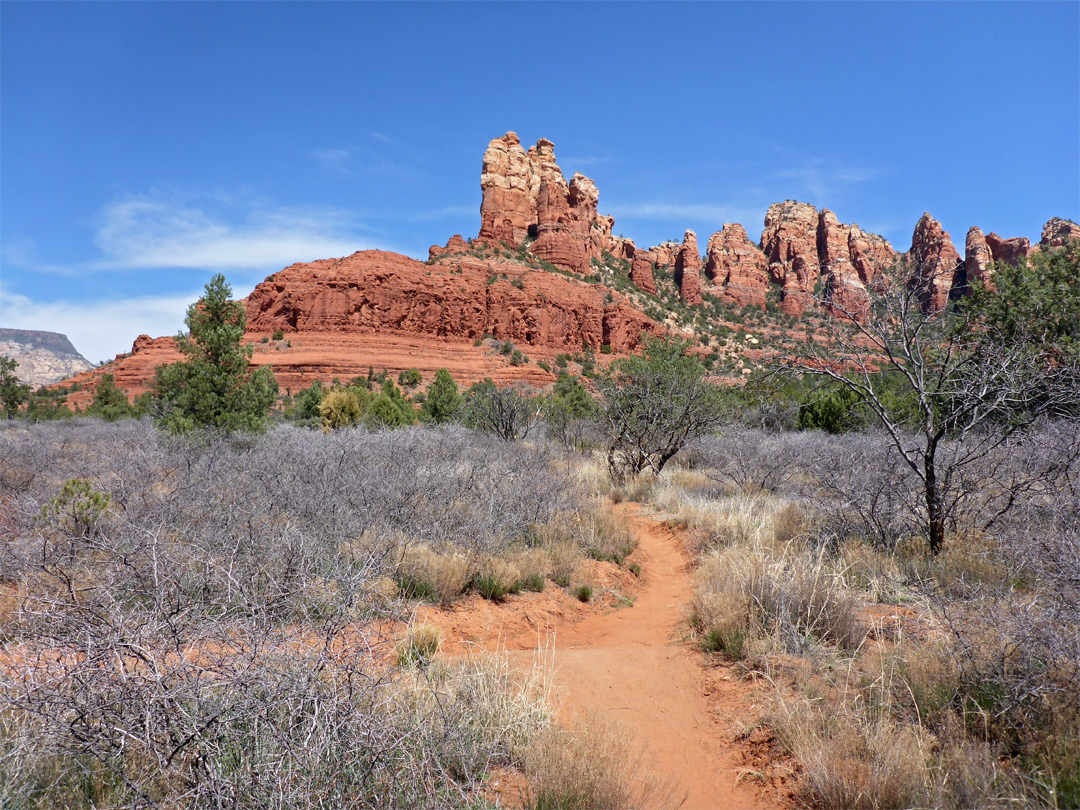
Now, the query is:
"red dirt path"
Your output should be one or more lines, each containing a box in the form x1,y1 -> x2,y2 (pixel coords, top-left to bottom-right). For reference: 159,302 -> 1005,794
423,505 -> 793,810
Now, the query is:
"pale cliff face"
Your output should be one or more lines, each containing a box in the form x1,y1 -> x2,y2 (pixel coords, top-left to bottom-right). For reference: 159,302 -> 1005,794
0,328 -> 93,387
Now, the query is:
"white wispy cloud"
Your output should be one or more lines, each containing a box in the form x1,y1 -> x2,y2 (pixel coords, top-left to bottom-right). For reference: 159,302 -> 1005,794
0,286 -> 197,364
91,196 -> 382,272
307,135 -> 417,179
560,155 -> 613,169
607,202 -> 763,226
311,148 -> 353,172
769,159 -> 881,201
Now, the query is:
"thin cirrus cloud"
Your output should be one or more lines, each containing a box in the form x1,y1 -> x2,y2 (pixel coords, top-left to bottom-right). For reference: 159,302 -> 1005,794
91,196 -> 382,272
308,140 -> 418,179
769,162 -> 881,202
311,148 -> 353,173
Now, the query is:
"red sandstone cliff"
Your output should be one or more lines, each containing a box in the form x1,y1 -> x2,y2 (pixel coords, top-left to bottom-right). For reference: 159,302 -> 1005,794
704,225 -> 769,309
50,131 -> 1078,404
477,132 -> 628,276
246,250 -> 658,353
909,213 -> 962,311
675,230 -> 703,305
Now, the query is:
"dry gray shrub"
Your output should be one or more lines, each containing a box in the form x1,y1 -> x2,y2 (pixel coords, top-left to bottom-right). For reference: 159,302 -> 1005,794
0,418 -> 578,808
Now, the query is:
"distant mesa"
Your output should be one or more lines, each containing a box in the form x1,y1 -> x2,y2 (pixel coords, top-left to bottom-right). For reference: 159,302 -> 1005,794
45,130 -> 1078,402
0,328 -> 93,387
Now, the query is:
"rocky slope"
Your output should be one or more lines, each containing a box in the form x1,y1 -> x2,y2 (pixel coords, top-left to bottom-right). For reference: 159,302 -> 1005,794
244,249 -> 658,353
50,131 -> 1077,404
0,329 -> 93,386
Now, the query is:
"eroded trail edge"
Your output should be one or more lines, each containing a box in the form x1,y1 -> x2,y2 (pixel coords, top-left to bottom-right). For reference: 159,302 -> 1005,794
425,504 -> 786,810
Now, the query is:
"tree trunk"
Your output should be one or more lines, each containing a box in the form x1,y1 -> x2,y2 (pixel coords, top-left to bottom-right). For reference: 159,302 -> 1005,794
925,447 -> 945,555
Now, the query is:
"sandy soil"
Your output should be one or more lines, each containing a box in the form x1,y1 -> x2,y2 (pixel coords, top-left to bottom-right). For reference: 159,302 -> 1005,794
425,505 -> 792,810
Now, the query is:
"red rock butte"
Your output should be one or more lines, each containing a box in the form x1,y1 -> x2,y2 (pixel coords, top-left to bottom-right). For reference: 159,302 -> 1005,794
54,130 -> 1077,406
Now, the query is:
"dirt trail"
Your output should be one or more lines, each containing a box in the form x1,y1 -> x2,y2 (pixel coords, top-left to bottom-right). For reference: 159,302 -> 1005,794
431,505 -> 784,810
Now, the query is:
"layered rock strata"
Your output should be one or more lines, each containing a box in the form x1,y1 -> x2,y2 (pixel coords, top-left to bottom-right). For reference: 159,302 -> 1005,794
674,230 -> 703,305
909,213 -> 962,311
1040,217 -> 1080,248
704,225 -> 769,308
761,201 -> 822,315
964,228 -> 1031,292
477,132 -> 628,275
630,250 -> 658,295
817,209 -> 871,316
0,329 -> 93,386
246,250 -> 659,354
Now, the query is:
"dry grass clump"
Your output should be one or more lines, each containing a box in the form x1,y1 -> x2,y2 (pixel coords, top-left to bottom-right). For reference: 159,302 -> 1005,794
690,543 -> 867,658
396,651 -> 553,784
776,696 -> 935,810
579,506 -> 637,565
770,654 -> 1035,810
522,712 -> 684,810
650,484 -> 801,552
394,505 -> 632,605
476,557 -> 523,602
534,505 -> 635,573
395,544 -> 472,605
899,530 -> 1012,596
397,623 -> 442,667
837,540 -> 905,603
508,547 -> 550,592
545,539 -> 582,588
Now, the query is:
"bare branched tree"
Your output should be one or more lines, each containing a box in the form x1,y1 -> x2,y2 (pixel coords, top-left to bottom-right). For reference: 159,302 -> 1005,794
463,380 -> 543,442
781,247 -> 1080,554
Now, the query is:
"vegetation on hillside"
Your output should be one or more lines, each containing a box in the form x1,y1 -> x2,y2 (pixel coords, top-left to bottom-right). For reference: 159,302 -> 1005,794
0,243 -> 1077,808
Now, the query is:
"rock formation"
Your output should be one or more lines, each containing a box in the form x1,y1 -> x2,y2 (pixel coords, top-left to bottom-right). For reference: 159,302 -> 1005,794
0,329 -> 93,387
816,210 -> 872,316
985,233 -> 1030,267
428,234 -> 470,261
630,250 -> 658,295
531,156 -> 593,274
650,241 -> 680,268
848,226 -> 895,286
674,230 -> 703,305
246,250 -> 658,354
704,225 -> 769,308
478,132 -> 540,245
964,227 -> 995,292
909,213 -> 962,311
1040,217 -> 1080,247
476,132 -> 628,275
761,201 -> 822,315
608,233 -> 636,261
963,228 -> 1032,294
48,132 -> 1080,406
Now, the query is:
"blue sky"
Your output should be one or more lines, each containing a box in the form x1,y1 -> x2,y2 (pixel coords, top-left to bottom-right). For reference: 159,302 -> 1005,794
2,1 -> 1077,362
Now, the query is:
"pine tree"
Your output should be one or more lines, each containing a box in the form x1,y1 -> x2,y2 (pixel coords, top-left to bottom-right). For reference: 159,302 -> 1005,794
155,274 -> 278,432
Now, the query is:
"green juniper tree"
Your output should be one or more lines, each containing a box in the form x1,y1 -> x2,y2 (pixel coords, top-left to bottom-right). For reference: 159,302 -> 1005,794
545,372 -> 597,452
599,337 -> 725,481
420,368 -> 462,424
155,274 -> 278,433
87,374 -> 134,422
0,356 -> 32,419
